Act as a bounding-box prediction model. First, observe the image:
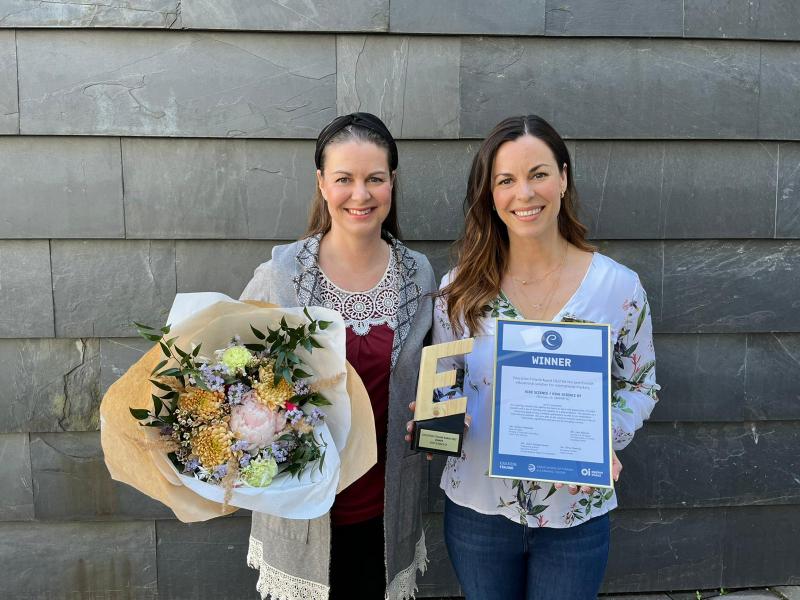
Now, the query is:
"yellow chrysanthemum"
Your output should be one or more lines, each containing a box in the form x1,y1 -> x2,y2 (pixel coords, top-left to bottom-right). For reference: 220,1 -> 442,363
191,424 -> 233,468
178,387 -> 224,422
254,379 -> 294,411
254,363 -> 294,411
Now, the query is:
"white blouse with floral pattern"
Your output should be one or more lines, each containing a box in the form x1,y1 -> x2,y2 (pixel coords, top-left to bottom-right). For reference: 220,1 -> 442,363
434,252 -> 660,529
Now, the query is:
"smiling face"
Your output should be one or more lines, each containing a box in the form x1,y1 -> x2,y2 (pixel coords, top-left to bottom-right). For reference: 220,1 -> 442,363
491,134 -> 567,243
316,140 -> 393,240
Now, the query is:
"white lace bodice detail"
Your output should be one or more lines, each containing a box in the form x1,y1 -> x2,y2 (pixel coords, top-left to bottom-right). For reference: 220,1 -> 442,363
318,252 -> 399,336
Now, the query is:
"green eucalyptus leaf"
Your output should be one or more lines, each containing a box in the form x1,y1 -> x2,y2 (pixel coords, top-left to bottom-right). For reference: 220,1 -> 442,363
129,408 -> 151,420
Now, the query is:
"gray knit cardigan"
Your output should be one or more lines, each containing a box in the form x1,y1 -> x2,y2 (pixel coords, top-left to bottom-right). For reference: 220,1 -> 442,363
239,234 -> 436,600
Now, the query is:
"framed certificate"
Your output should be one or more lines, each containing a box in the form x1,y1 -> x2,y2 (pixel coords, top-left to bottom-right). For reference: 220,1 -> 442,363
489,319 -> 613,489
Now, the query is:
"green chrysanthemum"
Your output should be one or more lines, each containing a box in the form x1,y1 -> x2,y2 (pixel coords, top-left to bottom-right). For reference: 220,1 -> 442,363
241,457 -> 279,488
221,346 -> 253,373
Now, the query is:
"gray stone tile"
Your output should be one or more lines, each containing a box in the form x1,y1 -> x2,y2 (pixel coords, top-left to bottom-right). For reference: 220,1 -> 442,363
0,0 -> 180,27
0,433 -> 33,521
0,30 -> 17,134
397,141 -> 476,241
123,138 -> 315,239
0,240 -> 54,338
545,0 -> 683,36
777,143 -> 800,237
182,0 -> 387,31
685,1 -> 800,40
723,508 -> 800,588
100,337 -> 155,395
18,30 -> 336,138
605,508 -> 726,593
337,35 -> 460,139
0,520 -> 157,598
758,44 -> 800,140
460,38 -> 761,139
125,138 -> 475,241
595,241 -> 663,330
0,338 -> 100,433
607,507 -> 800,593
30,432 -> 173,519
660,241 -> 800,333
576,141 -> 777,239
390,0 -> 545,35
650,333 -> 746,422
773,587 -> 800,600
615,421 -> 800,509
406,240 -> 456,282
176,240 -> 278,299
156,517 -> 258,599
744,334 -> 800,421
0,136 -> 124,238
711,592 -> 782,599
51,240 -> 176,338
418,513 -> 462,598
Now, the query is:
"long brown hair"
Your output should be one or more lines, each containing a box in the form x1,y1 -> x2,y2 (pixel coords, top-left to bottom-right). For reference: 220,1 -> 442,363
442,115 -> 595,336
305,124 -> 402,240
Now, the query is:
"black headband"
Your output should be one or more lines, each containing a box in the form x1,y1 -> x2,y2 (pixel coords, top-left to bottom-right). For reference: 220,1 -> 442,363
314,112 -> 398,171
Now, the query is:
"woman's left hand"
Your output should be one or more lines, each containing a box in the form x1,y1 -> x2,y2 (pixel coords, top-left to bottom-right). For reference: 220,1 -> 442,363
554,450 -> 622,495
404,401 -> 472,461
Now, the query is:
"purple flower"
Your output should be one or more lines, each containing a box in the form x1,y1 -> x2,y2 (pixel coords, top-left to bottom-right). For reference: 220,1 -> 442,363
285,408 -> 304,426
270,441 -> 289,463
239,454 -> 252,468
183,458 -> 200,473
307,408 -> 325,426
160,425 -> 174,436
231,440 -> 250,452
293,380 -> 310,396
227,382 -> 251,405
211,464 -> 228,480
197,362 -> 226,391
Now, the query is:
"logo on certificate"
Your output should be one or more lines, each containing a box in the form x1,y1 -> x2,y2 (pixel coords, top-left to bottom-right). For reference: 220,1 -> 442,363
528,464 -> 536,473
541,330 -> 563,350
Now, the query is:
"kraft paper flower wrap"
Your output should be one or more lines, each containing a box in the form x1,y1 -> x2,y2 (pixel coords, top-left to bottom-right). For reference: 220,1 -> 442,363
100,293 -> 377,523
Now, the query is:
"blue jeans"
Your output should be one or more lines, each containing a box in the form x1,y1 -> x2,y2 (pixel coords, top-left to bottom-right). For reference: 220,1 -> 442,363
444,497 -> 610,600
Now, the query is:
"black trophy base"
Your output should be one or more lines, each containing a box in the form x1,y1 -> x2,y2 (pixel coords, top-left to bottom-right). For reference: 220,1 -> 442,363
411,413 -> 465,457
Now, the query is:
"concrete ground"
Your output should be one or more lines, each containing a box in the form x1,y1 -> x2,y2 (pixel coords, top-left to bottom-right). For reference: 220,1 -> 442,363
600,586 -> 800,600
427,586 -> 800,600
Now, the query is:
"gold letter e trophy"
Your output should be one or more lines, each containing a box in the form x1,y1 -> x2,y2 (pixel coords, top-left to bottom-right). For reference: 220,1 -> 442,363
410,339 -> 474,457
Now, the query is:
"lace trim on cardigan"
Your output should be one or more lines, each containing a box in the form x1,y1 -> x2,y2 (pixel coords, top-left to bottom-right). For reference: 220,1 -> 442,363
318,251 -> 399,336
293,233 -> 420,370
247,536 -> 329,600
385,530 -> 428,600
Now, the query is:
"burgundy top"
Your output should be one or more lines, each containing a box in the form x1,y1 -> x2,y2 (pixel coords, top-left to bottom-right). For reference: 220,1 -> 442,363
330,323 -> 393,526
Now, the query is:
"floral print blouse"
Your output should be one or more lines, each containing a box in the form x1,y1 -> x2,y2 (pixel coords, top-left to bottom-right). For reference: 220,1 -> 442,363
434,252 -> 660,529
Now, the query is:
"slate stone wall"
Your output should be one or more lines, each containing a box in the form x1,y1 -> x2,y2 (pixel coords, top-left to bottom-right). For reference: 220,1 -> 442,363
1,2 -> 798,598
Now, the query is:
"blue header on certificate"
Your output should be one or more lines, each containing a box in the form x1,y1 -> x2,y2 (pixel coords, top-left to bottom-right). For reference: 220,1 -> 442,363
489,319 -> 613,489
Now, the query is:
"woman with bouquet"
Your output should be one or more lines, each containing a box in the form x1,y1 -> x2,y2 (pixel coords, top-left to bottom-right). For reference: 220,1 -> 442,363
425,115 -> 660,599
240,112 -> 436,600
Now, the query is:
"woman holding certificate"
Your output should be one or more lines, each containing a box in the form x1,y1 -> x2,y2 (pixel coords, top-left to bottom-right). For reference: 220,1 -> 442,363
431,115 -> 660,599
241,112 -> 435,600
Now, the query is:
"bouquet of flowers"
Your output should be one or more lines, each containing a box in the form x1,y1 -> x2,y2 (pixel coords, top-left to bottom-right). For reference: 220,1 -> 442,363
100,293 -> 376,522
131,307 -> 336,498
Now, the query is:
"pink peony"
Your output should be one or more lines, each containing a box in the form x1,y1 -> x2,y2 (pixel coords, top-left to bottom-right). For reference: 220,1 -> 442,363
229,398 -> 287,452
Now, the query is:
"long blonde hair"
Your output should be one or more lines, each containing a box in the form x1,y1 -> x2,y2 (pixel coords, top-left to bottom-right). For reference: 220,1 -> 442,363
441,115 -> 595,336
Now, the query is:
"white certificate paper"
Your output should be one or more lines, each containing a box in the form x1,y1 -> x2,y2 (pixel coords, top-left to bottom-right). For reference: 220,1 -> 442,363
490,320 -> 613,488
